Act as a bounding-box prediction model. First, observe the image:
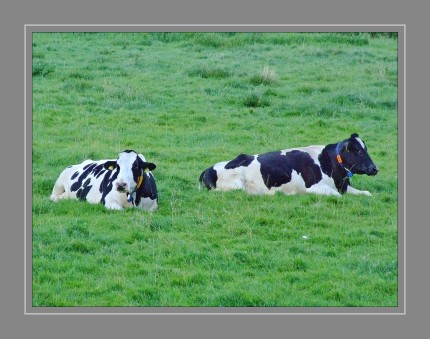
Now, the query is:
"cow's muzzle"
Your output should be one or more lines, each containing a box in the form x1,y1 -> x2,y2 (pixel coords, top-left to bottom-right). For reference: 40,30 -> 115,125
367,165 -> 378,176
116,182 -> 128,192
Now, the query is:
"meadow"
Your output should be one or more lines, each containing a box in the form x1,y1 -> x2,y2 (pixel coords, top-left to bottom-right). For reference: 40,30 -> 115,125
31,32 -> 398,307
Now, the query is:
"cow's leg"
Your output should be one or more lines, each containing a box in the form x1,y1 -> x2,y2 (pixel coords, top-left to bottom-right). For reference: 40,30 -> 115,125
103,194 -> 126,210
306,184 -> 342,196
346,186 -> 372,196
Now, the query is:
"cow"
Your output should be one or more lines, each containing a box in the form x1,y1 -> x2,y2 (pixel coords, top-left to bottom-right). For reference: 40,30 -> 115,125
199,133 -> 378,197
50,150 -> 158,210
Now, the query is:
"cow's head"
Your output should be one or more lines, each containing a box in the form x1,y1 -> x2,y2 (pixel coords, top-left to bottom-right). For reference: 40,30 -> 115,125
103,150 -> 156,193
337,133 -> 378,176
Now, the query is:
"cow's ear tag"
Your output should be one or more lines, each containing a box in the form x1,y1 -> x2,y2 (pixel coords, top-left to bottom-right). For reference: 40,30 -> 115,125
144,168 -> 150,173
108,165 -> 114,170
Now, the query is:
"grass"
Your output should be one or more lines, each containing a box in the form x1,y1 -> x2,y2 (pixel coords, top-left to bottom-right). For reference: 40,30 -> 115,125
32,32 -> 398,307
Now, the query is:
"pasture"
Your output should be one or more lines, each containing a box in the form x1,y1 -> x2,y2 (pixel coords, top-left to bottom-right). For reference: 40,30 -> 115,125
31,32 -> 398,307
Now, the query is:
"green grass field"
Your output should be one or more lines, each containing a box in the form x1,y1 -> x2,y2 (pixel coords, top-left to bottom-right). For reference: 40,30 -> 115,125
32,32 -> 398,307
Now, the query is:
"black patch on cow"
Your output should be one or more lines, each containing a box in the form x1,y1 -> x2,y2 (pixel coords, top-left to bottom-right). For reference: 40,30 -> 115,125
257,150 -> 323,189
83,163 -> 96,170
76,178 -> 93,200
92,164 -> 106,178
71,171 -> 79,180
131,158 -> 141,184
199,166 -> 218,190
225,154 -> 254,169
100,170 -> 118,205
70,163 -> 97,192
318,146 -> 333,177
135,172 -> 158,206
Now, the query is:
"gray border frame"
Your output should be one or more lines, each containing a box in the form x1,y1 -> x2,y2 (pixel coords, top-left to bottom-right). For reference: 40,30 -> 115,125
26,25 -> 405,315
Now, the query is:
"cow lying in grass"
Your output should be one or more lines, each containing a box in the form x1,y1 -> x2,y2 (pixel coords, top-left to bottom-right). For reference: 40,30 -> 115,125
199,133 -> 378,197
50,150 -> 158,210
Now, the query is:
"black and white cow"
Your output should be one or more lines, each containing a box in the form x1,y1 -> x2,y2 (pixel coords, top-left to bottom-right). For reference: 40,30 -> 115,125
50,150 -> 158,210
199,134 -> 378,197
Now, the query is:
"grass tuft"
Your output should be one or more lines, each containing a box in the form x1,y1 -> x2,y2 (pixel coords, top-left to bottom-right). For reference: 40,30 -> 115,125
249,66 -> 278,85
243,91 -> 271,108
32,60 -> 55,76
187,65 -> 232,79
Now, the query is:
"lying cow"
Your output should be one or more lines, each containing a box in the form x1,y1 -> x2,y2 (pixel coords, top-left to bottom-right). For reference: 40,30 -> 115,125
199,133 -> 378,197
50,150 -> 158,210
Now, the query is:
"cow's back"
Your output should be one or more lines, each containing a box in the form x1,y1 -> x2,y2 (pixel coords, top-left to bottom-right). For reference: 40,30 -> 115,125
51,158 -> 117,204
199,146 -> 327,195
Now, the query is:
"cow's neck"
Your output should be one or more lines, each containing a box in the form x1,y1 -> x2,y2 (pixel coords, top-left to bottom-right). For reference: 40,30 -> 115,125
319,143 -> 350,193
134,171 -> 152,206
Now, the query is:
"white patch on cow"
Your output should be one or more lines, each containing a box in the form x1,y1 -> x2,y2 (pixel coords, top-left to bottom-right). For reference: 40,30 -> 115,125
296,145 -> 325,158
306,184 -> 341,196
213,161 -> 247,191
115,151 -> 140,193
104,197 -> 130,210
355,136 -> 365,149
243,161 -> 267,194
280,145 -> 324,158
274,170 -> 306,195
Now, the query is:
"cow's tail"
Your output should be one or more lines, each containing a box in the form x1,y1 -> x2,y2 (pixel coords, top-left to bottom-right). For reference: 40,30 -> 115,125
199,167 -> 217,190
198,171 -> 204,190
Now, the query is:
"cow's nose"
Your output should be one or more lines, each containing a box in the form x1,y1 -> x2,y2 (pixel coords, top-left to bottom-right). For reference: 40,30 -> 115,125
370,165 -> 378,175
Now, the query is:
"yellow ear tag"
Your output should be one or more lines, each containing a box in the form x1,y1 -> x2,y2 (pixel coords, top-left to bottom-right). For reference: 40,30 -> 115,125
144,168 -> 150,173
108,165 -> 114,170
136,175 -> 144,189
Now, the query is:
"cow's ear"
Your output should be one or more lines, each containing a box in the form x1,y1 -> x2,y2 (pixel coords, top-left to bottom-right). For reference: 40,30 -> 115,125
136,156 -> 156,172
339,141 -> 349,153
144,162 -> 156,171
104,160 -> 117,171
345,138 -> 360,152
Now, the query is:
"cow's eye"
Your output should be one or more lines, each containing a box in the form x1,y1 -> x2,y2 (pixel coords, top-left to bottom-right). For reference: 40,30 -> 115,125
358,150 -> 363,155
